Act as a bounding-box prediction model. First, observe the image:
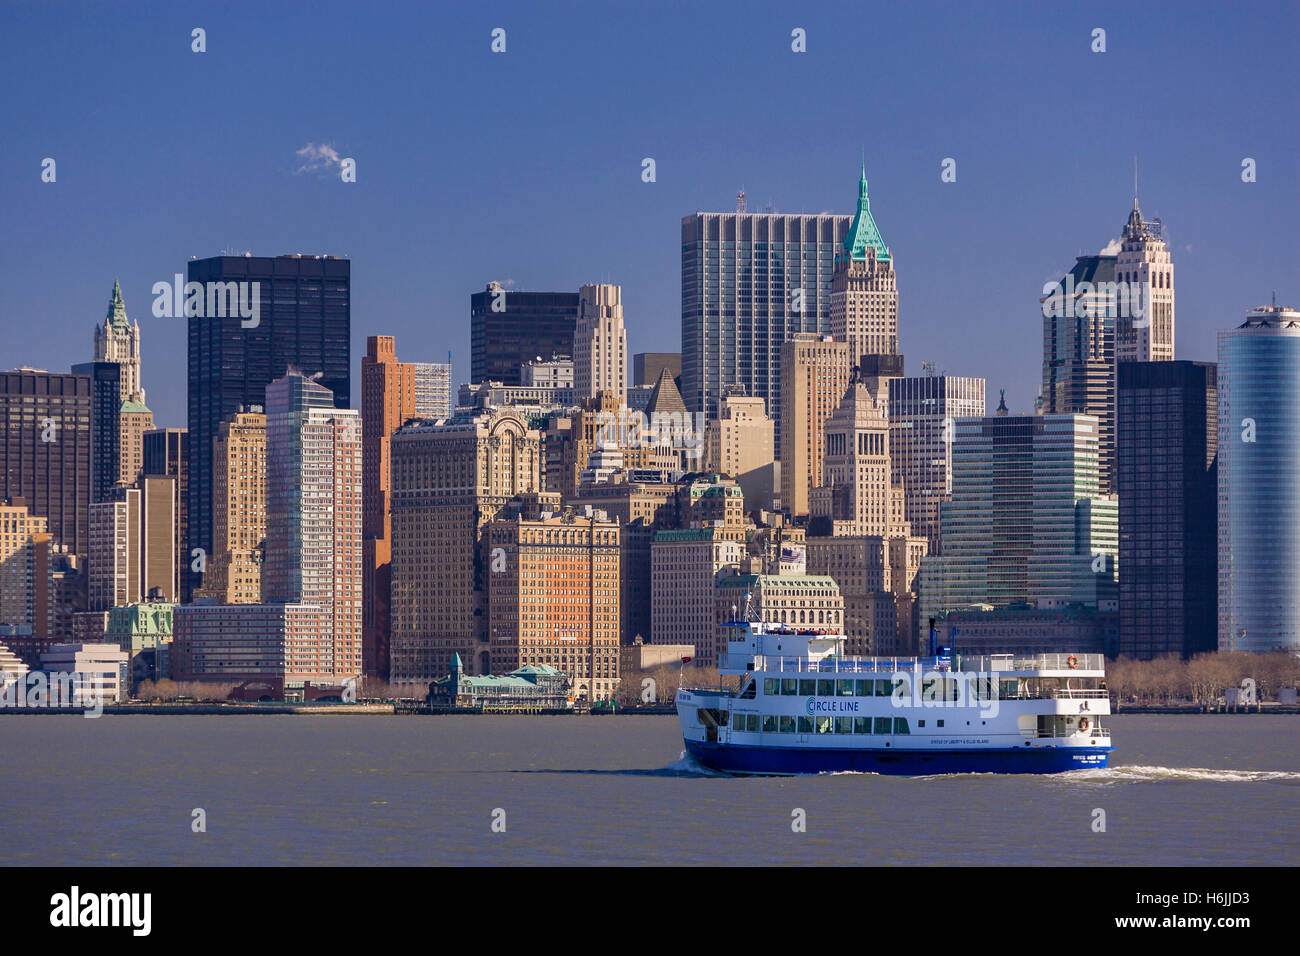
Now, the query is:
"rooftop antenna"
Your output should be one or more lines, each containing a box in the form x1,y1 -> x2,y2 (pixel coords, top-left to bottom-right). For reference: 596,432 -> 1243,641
736,188 -> 746,213
1134,154 -> 1139,205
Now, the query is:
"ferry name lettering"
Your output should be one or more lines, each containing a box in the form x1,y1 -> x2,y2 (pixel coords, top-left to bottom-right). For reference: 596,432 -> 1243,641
805,696 -> 859,714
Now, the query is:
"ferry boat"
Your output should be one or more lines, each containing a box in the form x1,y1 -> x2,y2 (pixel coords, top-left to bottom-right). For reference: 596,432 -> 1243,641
676,621 -> 1113,775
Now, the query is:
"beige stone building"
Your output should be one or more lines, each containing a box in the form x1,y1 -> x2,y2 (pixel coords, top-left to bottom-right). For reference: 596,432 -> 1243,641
706,387 -> 775,512
805,535 -> 927,656
779,334 -> 852,517
651,528 -> 743,648
830,167 -> 898,366
487,512 -> 621,702
118,400 -> 153,487
197,408 -> 266,604
810,379 -> 907,537
390,409 -> 544,683
574,283 -> 627,405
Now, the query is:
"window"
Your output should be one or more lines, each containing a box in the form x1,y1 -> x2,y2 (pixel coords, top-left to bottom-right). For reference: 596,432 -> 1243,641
798,679 -> 815,695
835,716 -> 853,734
781,678 -> 797,695
763,678 -> 778,696
746,714 -> 760,733
780,715 -> 796,734
815,716 -> 832,734
854,716 -> 871,734
937,719 -> 945,728
894,718 -> 909,735
797,716 -> 814,734
762,714 -> 777,733
732,713 -> 744,731
874,717 -> 892,734
817,679 -> 835,696
875,679 -> 892,697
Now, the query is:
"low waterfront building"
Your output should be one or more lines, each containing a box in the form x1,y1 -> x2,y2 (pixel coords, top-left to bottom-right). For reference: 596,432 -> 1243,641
427,653 -> 570,710
38,642 -> 130,704
103,601 -> 174,689
173,602 -> 336,697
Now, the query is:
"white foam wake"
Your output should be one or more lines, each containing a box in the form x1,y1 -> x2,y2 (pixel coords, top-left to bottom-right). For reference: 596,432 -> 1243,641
660,750 -> 731,777
1061,765 -> 1300,785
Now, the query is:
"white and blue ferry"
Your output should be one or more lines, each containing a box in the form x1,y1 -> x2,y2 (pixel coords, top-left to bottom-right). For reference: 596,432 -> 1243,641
676,621 -> 1113,775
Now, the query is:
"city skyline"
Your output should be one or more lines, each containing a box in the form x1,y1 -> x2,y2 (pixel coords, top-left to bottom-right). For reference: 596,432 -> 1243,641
3,2 -> 1296,428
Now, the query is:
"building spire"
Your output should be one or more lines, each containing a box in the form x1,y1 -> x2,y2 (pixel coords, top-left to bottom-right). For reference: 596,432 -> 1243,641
842,164 -> 890,263
105,279 -> 130,329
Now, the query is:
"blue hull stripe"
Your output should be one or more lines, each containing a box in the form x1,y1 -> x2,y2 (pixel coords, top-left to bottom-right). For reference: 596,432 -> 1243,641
685,740 -> 1111,775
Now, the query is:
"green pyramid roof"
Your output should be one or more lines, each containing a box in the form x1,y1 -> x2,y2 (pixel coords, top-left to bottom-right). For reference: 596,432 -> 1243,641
842,166 -> 890,263
120,399 -> 151,414
105,280 -> 131,329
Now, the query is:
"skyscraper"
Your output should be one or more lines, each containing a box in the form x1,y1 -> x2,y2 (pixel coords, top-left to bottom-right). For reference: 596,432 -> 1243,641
69,361 -> 122,504
918,412 -> 1118,624
705,387 -> 776,512
1041,254 -> 1118,494
142,428 -> 188,601
887,373 -> 986,555
389,410 -> 544,683
0,369 -> 92,557
194,408 -> 266,605
93,281 -> 145,406
362,336 -> 416,681
779,333 -> 852,517
1115,199 -> 1175,363
186,254 -> 350,603
681,209 -> 852,451
1117,361 -> 1217,658
470,284 -> 578,386
412,361 -> 452,419
1217,306 -> 1300,653
573,283 -> 628,405
810,378 -> 907,537
830,166 -> 898,367
264,372 -> 362,677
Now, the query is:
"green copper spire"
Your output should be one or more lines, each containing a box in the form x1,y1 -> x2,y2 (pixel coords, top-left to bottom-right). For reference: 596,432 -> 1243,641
842,166 -> 890,263
105,279 -> 130,329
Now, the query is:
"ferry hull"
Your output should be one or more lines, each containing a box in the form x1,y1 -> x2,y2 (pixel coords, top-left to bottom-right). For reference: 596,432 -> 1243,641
684,739 -> 1111,776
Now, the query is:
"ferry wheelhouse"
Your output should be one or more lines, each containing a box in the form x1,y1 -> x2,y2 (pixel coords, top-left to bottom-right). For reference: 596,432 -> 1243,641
676,621 -> 1113,775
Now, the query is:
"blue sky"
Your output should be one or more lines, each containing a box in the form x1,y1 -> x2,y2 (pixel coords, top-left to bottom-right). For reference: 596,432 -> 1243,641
2,0 -> 1296,427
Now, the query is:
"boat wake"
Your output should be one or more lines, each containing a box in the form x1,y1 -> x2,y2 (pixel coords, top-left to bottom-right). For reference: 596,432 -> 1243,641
1057,765 -> 1300,786
659,751 -> 732,777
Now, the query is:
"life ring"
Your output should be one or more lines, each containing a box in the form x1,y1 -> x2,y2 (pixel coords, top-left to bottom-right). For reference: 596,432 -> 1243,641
1067,655 -> 1079,669
1079,717 -> 1089,732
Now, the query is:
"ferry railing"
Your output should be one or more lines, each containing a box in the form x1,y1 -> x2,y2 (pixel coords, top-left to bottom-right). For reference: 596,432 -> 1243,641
1047,688 -> 1110,699
724,652 -> 1106,674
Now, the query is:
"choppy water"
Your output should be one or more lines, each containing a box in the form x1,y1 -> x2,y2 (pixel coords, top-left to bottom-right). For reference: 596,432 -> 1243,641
1,714 -> 1296,865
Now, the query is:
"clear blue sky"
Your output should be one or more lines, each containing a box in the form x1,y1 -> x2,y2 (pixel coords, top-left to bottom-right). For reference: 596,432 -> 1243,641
2,0 -> 1296,427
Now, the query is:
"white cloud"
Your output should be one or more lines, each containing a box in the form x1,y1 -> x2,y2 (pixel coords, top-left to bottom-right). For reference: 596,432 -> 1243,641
1098,237 -> 1122,256
295,142 -> 344,175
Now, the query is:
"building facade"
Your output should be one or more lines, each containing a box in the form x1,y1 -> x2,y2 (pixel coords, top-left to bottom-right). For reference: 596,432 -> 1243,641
195,408 -> 266,605
779,334 -> 852,517
1115,199 -> 1175,363
651,528 -> 743,648
142,428 -> 188,601
471,284 -> 579,386
412,361 -> 452,419
705,387 -> 775,513
830,167 -> 898,366
573,283 -> 627,406
1217,306 -> 1300,653
712,573 -> 844,669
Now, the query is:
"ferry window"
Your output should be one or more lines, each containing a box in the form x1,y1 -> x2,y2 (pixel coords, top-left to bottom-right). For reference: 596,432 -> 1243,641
945,679 -> 958,702
1000,679 -> 1019,699
873,717 -> 892,735
835,716 -> 853,734
732,713 -> 745,731
817,679 -> 835,697
763,678 -> 778,696
780,716 -> 796,734
816,716 -> 833,734
854,717 -> 871,734
797,716 -> 814,734
921,679 -> 938,702
854,679 -> 871,696
739,681 -> 756,699
876,679 -> 892,697
937,719 -> 945,728
917,720 -> 925,728
746,714 -> 760,733
837,679 -> 854,697
762,715 -> 778,733
798,679 -> 816,696
892,678 -> 908,699
781,678 -> 797,695
894,718 -> 910,735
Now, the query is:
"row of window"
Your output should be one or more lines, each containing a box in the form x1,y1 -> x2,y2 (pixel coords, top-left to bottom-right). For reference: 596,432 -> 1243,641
761,676 -> 1002,701
731,713 -> 911,735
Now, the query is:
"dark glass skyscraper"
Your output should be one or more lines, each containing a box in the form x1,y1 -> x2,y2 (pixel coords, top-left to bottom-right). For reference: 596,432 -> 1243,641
1117,361 -> 1218,658
69,361 -> 122,504
470,284 -> 578,386
186,255 -> 350,599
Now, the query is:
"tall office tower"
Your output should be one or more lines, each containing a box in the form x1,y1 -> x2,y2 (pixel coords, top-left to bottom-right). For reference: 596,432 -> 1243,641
681,209 -> 853,455
412,361 -> 452,419
651,528 -> 743,646
1041,254 -> 1119,494
633,353 -> 682,388
918,413 -> 1118,625
887,373 -> 986,555
0,500 -> 49,630
195,408 -> 266,605
186,254 -> 350,607
487,512 -> 622,702
118,399 -> 153,486
1217,306 -> 1300,653
1,370 -> 92,556
70,361 -> 122,503
361,336 -> 416,681
705,387 -> 776,511
390,409 -> 544,683
1117,362 -> 1217,658
779,334 -> 852,517
830,166 -> 899,367
573,284 -> 628,405
810,378 -> 907,537
93,281 -> 145,405
142,428 -> 188,601
89,487 -> 140,610
471,283 -> 579,386
1115,199 -> 1174,363
138,475 -> 177,601
263,372 -> 362,680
